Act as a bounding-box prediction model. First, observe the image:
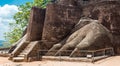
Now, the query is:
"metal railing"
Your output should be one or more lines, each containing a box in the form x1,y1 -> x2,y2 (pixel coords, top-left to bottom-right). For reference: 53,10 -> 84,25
38,47 -> 114,62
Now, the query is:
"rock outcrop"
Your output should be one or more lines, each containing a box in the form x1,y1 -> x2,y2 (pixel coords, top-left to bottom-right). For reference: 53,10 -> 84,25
9,0 -> 120,62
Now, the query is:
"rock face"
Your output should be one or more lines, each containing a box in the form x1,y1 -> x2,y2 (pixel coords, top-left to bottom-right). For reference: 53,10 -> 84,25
83,1 -> 120,34
42,3 -> 82,47
82,1 -> 120,54
57,0 -> 119,6
27,7 -> 46,41
57,0 -> 78,6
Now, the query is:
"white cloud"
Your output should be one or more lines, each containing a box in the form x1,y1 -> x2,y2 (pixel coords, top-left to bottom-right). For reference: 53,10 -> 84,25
0,4 -> 19,40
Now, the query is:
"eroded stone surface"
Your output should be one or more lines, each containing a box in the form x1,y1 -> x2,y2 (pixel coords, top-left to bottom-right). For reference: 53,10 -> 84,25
82,1 -> 120,54
27,7 -> 46,41
42,3 -> 82,47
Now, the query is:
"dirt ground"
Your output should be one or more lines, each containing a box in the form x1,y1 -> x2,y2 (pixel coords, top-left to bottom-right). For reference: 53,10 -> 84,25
0,56 -> 120,66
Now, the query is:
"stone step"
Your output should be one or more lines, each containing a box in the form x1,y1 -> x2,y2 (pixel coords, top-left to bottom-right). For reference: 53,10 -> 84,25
16,41 -> 39,62
13,57 -> 24,62
20,53 -> 27,55
21,50 -> 27,53
23,47 -> 30,51
20,42 -> 34,54
18,54 -> 25,57
20,50 -> 29,53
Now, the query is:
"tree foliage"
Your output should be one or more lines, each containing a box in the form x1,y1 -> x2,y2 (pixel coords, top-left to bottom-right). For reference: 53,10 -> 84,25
4,0 -> 51,44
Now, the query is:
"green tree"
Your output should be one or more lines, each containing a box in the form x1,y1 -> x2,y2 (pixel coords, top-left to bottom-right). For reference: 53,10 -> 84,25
4,0 -> 51,44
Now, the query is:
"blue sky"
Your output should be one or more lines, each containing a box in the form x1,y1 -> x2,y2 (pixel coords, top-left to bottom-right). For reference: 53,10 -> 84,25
0,0 -> 33,6
0,0 -> 33,40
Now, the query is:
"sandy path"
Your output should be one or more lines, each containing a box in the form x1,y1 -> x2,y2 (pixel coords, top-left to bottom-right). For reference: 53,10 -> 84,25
0,56 -> 120,66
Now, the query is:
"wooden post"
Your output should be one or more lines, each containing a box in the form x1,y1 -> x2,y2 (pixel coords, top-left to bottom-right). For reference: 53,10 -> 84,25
59,51 -> 62,61
111,48 -> 115,56
92,52 -> 94,63
103,49 -> 106,56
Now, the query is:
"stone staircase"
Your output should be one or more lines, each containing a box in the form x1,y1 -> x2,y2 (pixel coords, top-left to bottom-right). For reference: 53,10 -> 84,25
12,41 -> 39,62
